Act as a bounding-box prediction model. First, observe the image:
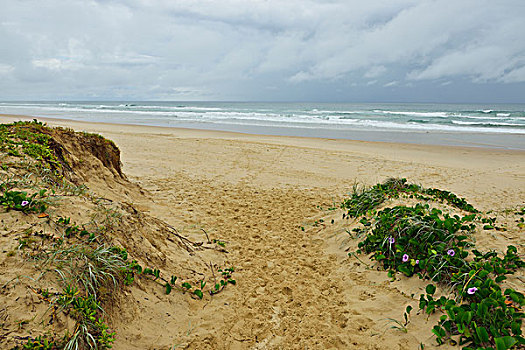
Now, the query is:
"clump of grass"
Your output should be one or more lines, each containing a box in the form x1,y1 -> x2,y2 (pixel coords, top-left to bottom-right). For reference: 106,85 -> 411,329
41,243 -> 131,300
26,237 -> 130,349
385,305 -> 413,333
88,200 -> 123,236
342,178 -> 409,217
342,178 -> 477,218
345,179 -> 524,349
57,285 -> 115,350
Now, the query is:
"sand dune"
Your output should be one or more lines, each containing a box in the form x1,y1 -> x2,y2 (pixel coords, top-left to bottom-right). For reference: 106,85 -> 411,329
1,114 -> 523,349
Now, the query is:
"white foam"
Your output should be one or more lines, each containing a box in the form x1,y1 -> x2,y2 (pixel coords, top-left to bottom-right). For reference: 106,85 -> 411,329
306,110 -> 363,115
376,110 -> 449,118
1,103 -> 524,135
452,120 -> 518,127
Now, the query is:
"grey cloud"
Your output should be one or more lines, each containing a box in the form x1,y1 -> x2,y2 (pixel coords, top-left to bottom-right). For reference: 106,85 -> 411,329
0,0 -> 524,101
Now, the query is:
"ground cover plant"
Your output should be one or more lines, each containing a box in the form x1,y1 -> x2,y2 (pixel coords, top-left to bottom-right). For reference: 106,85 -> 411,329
343,178 -> 524,350
0,120 -> 64,175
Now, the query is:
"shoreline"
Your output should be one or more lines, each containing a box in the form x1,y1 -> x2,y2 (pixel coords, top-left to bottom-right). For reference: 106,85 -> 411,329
2,112 -> 524,212
2,113 -> 525,153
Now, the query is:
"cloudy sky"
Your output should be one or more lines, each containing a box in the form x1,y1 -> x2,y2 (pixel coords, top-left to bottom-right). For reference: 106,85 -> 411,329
1,0 -> 524,102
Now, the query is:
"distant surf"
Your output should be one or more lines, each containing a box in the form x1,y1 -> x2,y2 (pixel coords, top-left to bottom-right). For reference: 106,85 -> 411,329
1,101 -> 524,149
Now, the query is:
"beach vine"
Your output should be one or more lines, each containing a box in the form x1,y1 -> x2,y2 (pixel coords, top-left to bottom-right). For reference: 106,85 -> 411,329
0,120 -> 65,175
343,178 -> 524,350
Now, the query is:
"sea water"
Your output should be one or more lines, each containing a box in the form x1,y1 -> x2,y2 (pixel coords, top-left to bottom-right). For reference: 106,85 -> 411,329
1,101 -> 524,150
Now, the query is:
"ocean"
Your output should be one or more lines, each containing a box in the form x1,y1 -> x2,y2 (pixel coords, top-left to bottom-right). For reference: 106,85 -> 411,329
1,101 -> 524,150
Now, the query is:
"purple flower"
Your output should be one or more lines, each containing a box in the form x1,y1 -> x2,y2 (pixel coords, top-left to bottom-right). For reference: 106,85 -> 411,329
415,259 -> 419,265
388,237 -> 395,244
21,200 -> 29,207
467,287 -> 478,295
402,254 -> 409,262
447,249 -> 455,257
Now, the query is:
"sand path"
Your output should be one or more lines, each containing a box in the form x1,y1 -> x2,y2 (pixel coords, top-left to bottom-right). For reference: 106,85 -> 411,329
130,172 -> 426,349
111,129 -> 522,349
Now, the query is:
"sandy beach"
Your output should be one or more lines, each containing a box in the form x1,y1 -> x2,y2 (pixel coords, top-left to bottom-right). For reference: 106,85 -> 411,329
2,114 -> 524,210
1,114 -> 524,349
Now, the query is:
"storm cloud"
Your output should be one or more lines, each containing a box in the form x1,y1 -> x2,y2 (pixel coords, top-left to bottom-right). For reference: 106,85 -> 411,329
1,0 -> 524,102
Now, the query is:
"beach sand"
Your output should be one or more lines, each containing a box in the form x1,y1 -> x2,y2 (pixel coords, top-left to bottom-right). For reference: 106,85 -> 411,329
1,114 -> 524,349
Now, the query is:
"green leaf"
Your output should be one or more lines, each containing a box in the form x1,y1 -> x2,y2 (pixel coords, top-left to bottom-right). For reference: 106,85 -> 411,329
476,326 -> 489,343
165,283 -> 172,295
446,308 -> 456,321
194,289 -> 203,299
509,292 -> 520,303
464,326 -> 471,338
405,305 -> 413,315
511,322 -> 520,335
478,270 -> 489,279
426,284 -> 436,295
463,311 -> 473,325
495,275 -> 507,283
431,328 -> 441,339
495,336 -> 517,350
398,265 -> 412,276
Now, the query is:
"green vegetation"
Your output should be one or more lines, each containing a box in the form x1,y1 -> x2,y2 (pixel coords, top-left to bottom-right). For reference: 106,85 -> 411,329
342,178 -> 477,218
13,334 -> 64,350
1,189 -> 47,213
343,178 -> 524,349
0,120 -> 64,174
7,201 -> 236,349
133,262 -> 235,299
20,215 -> 237,349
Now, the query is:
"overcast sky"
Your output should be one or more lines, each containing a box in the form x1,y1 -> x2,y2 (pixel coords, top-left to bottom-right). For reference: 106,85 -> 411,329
1,0 -> 524,102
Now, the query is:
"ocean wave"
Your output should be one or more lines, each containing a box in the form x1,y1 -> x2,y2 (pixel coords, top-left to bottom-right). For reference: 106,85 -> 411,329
122,105 -> 224,111
452,120 -> 523,127
374,110 -> 450,118
460,115 -> 503,120
408,119 -> 430,123
1,102 -> 524,135
306,110 -> 363,115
